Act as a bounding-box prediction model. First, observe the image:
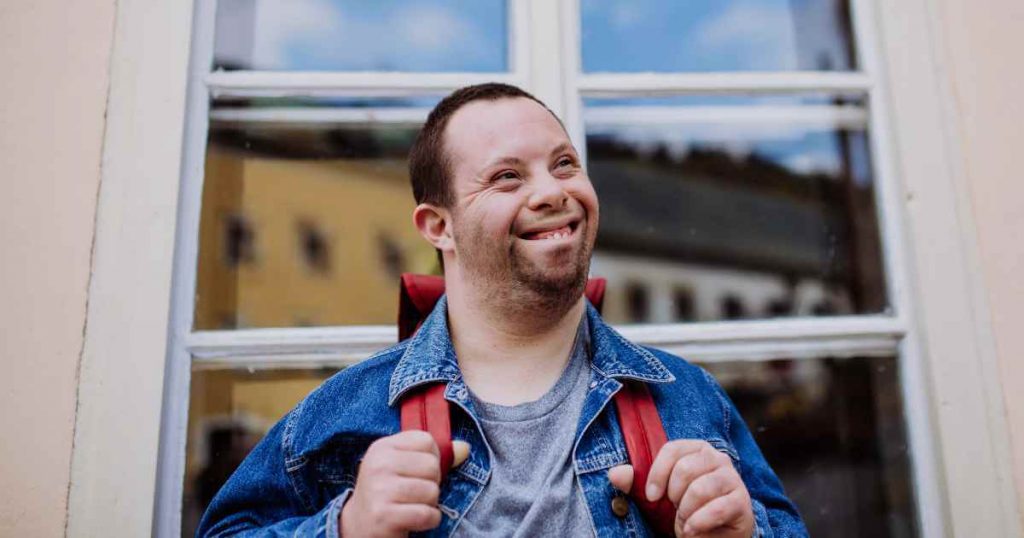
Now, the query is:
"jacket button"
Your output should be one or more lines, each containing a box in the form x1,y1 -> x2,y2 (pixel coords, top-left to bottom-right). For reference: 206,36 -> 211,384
611,496 -> 630,518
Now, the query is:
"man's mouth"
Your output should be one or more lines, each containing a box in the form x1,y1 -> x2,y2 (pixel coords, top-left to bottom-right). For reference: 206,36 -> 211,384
518,220 -> 579,241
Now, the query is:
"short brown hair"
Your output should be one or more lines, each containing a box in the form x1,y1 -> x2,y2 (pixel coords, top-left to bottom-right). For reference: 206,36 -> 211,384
408,83 -> 558,208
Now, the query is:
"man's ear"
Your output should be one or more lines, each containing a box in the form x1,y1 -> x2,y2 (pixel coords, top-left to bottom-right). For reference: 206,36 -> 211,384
413,203 -> 454,252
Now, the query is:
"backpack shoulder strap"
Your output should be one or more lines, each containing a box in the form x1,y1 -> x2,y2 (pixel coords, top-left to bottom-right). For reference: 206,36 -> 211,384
399,384 -> 454,482
613,381 -> 678,536
396,274 -> 676,532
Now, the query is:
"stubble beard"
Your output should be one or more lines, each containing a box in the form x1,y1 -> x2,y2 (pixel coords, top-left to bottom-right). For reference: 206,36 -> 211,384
458,228 -> 593,322
507,235 -> 591,317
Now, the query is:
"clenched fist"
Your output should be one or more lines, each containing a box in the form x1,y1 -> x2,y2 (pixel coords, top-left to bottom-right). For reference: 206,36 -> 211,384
340,431 -> 469,537
608,439 -> 754,538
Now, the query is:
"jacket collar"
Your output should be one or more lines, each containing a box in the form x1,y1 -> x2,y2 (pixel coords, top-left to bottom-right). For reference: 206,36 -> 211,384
387,296 -> 675,406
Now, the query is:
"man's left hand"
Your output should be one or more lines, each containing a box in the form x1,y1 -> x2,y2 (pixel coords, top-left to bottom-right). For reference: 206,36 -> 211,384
608,439 -> 754,537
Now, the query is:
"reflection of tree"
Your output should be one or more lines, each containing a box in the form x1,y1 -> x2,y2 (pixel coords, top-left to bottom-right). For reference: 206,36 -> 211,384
197,424 -> 261,508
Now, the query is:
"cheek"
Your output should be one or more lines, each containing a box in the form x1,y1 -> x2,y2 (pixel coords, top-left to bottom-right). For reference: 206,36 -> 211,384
572,181 -> 599,220
461,198 -> 520,240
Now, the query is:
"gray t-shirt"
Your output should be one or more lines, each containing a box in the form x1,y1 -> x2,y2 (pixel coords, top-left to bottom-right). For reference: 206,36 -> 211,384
454,320 -> 595,537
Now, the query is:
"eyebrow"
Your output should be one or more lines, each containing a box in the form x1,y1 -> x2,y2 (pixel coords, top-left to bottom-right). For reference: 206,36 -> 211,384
481,156 -> 526,172
549,142 -> 576,158
477,142 -> 578,175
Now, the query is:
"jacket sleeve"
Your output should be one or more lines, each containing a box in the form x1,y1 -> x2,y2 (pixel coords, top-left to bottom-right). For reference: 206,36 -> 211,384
196,414 -> 352,538
703,370 -> 809,538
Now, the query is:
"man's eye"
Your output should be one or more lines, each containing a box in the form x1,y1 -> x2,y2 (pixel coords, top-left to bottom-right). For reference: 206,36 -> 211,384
557,157 -> 575,168
495,171 -> 519,181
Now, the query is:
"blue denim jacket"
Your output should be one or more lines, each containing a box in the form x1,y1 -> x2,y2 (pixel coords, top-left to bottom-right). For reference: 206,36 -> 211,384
198,298 -> 807,537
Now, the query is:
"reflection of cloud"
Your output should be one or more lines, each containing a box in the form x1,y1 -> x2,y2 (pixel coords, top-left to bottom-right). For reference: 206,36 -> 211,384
785,153 -> 839,175
593,123 -> 843,175
397,5 -> 489,59
609,3 -> 646,29
251,0 -> 341,68
688,2 -> 798,70
238,0 -> 496,70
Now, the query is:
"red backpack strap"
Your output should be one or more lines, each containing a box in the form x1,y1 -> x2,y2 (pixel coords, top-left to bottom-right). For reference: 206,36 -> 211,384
399,273 -> 679,533
398,274 -> 446,340
400,384 -> 454,482
614,381 -> 677,536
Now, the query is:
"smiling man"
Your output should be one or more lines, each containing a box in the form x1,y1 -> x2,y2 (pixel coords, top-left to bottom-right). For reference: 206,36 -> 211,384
197,84 -> 807,537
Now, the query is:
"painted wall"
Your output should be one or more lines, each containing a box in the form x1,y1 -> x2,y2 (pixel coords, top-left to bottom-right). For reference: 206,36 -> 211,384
935,0 -> 1024,526
0,0 -> 1022,534
0,0 -> 115,535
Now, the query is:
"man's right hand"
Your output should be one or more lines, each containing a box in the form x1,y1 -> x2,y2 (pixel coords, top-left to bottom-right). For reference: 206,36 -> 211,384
340,431 -> 469,537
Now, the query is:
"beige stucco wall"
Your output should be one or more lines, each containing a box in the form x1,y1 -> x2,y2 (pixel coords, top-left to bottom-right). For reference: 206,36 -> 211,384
0,1 -> 115,535
0,0 -> 1021,534
934,0 -> 1024,528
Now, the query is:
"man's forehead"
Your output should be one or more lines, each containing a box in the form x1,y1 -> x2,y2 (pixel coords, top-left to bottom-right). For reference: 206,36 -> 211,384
443,97 -> 569,162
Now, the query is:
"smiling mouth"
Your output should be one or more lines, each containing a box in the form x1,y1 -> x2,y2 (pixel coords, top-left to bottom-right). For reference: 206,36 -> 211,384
518,220 -> 579,241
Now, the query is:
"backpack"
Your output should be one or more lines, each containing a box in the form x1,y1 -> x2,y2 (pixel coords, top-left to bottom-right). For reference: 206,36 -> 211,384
396,274 -> 676,535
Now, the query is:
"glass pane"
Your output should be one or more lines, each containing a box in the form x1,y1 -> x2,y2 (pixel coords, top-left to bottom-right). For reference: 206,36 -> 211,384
706,356 -> 917,537
581,0 -> 857,72
194,97 -> 440,330
214,0 -> 508,72
585,94 -> 887,323
180,356 -> 916,537
181,366 -> 338,537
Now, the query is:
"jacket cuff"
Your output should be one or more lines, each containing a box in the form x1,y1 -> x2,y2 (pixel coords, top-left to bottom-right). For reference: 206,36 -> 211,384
323,488 -> 355,538
751,498 -> 770,538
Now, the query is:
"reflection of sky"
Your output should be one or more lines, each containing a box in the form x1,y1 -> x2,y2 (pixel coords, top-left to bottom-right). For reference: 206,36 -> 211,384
585,94 -> 872,181
215,0 -> 507,72
581,0 -> 855,72
589,125 -> 872,182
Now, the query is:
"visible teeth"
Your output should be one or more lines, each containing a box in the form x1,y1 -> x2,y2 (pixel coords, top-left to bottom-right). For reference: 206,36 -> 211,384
528,225 -> 571,240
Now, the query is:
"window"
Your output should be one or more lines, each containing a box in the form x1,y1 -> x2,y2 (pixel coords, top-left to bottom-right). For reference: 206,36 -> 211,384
155,1 -> 935,536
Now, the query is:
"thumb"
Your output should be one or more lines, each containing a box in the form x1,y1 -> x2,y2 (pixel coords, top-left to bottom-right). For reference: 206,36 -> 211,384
607,464 -> 635,494
451,441 -> 471,468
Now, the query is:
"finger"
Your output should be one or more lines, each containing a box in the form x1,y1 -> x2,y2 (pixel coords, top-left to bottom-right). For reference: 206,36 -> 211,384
676,466 -> 738,525
607,464 -> 635,494
388,477 -> 441,505
390,450 -> 441,482
681,488 -> 750,536
386,503 -> 443,533
386,430 -> 440,456
646,440 -> 706,502
666,445 -> 729,505
452,440 -> 471,468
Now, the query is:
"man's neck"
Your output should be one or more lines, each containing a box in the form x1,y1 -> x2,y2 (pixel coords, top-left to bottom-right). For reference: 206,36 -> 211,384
446,282 -> 586,406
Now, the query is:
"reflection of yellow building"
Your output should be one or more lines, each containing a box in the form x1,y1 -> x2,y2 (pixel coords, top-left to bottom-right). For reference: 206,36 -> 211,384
186,143 -> 443,531
195,146 -> 439,329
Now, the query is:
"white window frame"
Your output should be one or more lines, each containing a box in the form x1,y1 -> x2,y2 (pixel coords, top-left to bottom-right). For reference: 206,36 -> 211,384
67,0 -> 1021,537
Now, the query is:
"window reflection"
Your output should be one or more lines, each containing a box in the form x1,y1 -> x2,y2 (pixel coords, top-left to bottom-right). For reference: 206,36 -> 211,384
707,356 -> 917,537
581,0 -> 857,72
586,95 -> 887,323
194,97 -> 440,330
213,0 -> 508,72
181,356 -> 915,537
181,367 -> 339,537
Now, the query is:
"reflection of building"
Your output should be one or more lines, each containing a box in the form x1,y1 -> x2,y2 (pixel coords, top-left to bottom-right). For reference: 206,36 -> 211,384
589,137 -> 882,323
195,127 -> 438,329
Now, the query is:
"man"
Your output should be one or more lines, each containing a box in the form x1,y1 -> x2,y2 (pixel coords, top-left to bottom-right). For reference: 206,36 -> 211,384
198,83 -> 806,537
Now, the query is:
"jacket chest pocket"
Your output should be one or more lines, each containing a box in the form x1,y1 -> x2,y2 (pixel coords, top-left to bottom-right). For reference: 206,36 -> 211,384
309,439 -> 373,502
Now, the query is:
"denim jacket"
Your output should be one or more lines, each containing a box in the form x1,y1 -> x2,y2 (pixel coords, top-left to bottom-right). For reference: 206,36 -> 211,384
198,298 -> 807,537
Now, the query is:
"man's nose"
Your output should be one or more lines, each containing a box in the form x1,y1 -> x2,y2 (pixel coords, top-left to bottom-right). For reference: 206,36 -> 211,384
526,171 -> 568,211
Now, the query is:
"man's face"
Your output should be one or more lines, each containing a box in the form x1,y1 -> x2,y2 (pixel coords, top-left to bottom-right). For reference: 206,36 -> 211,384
441,97 -> 599,301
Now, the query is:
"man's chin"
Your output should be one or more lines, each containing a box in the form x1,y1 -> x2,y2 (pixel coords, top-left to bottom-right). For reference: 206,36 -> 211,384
512,260 -> 589,300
